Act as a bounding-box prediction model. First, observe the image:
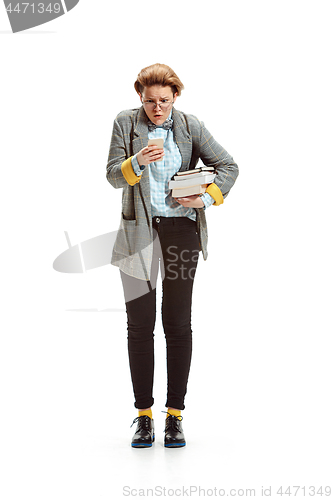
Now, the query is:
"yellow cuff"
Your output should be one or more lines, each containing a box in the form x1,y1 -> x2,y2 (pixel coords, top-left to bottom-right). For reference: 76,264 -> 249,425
121,157 -> 142,186
206,183 -> 224,206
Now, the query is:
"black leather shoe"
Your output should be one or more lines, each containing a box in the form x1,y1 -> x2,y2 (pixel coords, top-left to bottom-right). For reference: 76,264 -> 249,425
164,414 -> 186,448
131,416 -> 155,448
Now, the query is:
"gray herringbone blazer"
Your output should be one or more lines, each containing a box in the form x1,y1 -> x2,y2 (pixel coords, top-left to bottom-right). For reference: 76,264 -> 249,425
106,106 -> 239,280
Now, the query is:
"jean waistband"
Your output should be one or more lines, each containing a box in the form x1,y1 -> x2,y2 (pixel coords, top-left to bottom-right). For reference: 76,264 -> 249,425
152,216 -> 196,226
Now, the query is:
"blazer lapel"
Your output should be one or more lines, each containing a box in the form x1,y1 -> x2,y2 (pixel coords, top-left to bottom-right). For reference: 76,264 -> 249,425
132,107 -> 152,219
172,109 -> 192,172
132,106 -> 149,155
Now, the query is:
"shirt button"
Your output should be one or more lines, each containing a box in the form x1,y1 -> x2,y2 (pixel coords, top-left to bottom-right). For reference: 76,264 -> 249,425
156,217 -> 160,223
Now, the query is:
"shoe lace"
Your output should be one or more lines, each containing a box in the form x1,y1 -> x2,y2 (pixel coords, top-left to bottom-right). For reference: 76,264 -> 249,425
162,411 -> 183,432
130,415 -> 151,430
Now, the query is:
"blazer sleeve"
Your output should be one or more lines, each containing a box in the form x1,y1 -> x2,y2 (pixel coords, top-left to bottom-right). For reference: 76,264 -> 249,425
106,117 -> 142,189
199,121 -> 239,206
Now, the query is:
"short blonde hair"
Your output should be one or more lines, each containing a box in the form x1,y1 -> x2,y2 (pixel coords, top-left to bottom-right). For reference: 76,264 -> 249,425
134,63 -> 184,96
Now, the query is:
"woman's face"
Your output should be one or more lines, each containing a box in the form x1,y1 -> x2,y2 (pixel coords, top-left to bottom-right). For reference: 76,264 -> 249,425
140,85 -> 177,125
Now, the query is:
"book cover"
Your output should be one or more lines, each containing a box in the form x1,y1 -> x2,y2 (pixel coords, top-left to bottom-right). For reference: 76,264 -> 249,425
175,166 -> 215,176
171,184 -> 208,197
169,173 -> 216,189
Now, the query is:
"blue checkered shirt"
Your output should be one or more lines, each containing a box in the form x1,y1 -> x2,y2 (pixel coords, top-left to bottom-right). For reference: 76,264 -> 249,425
131,111 -> 215,220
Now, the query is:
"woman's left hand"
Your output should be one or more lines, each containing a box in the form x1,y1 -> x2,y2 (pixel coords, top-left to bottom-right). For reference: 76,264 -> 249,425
174,195 -> 205,208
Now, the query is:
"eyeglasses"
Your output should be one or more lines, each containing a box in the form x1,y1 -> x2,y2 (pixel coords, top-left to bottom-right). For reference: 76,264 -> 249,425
141,99 -> 174,110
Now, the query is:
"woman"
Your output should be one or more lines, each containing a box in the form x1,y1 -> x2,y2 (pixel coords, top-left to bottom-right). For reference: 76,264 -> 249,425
106,63 -> 239,448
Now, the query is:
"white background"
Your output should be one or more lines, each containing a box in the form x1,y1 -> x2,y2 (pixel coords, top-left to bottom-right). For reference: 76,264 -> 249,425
1,1 -> 332,498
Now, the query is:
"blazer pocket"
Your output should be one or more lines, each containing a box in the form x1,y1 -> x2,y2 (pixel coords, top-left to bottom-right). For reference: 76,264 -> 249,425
122,212 -> 136,221
118,217 -> 137,257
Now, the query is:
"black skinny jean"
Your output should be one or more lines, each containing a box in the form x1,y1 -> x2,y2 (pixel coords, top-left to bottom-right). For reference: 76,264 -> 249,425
120,216 -> 200,410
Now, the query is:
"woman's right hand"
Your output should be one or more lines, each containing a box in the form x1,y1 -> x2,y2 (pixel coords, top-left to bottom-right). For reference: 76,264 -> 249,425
136,146 -> 164,167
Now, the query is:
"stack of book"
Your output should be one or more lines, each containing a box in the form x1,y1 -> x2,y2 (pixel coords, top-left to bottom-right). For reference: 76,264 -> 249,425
169,166 -> 216,197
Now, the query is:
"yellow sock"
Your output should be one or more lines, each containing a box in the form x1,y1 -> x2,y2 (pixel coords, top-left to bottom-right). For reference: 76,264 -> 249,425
138,408 -> 152,419
167,408 -> 181,420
